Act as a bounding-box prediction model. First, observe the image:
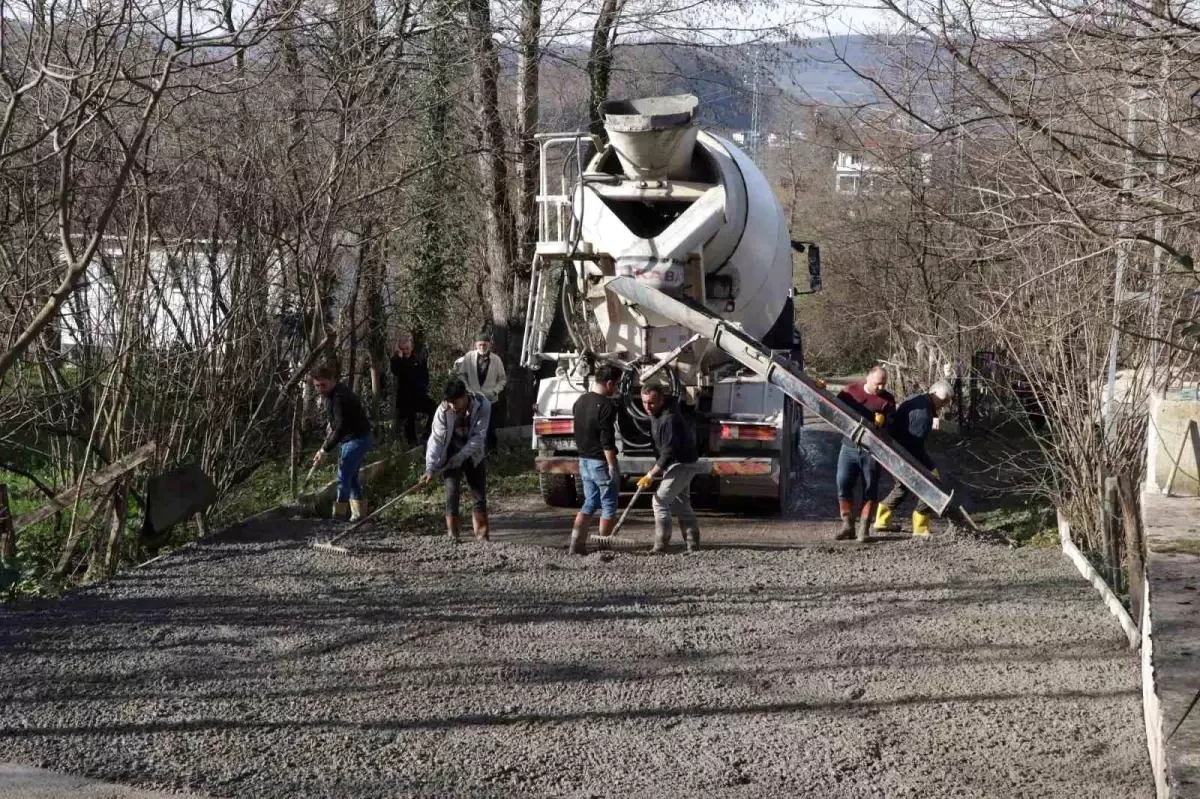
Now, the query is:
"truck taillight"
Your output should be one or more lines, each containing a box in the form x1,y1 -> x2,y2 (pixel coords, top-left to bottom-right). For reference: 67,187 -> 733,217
535,418 -> 574,437
720,423 -> 776,441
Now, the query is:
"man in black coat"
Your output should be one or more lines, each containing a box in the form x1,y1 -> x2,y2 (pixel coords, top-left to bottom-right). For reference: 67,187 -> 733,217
638,384 -> 701,554
389,333 -> 434,446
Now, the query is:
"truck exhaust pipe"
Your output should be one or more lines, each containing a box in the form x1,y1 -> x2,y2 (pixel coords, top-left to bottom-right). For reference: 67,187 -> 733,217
599,94 -> 699,181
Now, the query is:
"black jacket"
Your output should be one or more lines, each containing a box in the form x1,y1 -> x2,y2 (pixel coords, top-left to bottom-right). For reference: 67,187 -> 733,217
389,350 -> 430,409
649,399 -> 698,470
322,383 -> 371,452
888,394 -> 935,469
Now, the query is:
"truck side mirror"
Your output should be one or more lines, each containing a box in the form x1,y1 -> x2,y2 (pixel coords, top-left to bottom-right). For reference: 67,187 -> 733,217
807,244 -> 821,292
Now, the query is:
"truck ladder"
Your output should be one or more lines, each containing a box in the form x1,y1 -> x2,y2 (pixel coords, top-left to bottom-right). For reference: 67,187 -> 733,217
604,276 -> 956,516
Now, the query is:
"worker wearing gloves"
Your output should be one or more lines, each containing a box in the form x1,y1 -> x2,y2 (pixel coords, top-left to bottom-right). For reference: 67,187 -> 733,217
422,377 -> 492,542
876,380 -> 953,537
311,364 -> 373,522
389,333 -> 434,446
638,384 -> 701,554
834,366 -> 896,542
456,329 -> 507,454
568,363 -> 622,555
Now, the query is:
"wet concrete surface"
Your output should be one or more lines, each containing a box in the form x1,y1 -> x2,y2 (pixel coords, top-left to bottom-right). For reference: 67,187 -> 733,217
0,421 -> 1153,798
494,421 -> 905,551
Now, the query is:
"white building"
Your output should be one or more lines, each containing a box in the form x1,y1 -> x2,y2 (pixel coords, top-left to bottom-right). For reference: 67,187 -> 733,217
835,148 -> 932,194
835,150 -> 877,194
60,237 -> 289,352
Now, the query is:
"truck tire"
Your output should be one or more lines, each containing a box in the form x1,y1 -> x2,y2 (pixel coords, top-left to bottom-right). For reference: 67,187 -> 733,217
540,472 -> 578,508
691,476 -> 720,509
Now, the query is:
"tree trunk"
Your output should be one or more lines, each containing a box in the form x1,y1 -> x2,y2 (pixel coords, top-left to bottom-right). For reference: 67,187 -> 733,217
466,0 -> 522,424
89,478 -> 129,581
0,485 -> 13,563
515,0 -> 542,270
361,225 -> 387,420
587,0 -> 624,139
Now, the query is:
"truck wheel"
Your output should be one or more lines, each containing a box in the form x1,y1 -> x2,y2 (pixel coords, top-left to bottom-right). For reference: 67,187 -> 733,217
691,476 -> 720,509
773,477 -> 790,516
539,473 -> 577,508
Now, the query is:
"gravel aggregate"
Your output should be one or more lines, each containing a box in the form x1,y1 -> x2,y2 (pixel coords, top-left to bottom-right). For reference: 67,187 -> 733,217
0,508 -> 1152,798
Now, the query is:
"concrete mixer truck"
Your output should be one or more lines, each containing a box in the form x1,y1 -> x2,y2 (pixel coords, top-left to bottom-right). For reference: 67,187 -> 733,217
522,94 -> 957,520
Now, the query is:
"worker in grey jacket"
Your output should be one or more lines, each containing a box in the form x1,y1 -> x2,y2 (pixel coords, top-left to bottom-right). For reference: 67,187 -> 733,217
421,377 -> 492,542
637,384 -> 701,554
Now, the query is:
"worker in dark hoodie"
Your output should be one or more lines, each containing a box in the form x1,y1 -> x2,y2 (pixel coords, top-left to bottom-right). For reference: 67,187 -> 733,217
311,364 -> 372,522
637,384 -> 700,554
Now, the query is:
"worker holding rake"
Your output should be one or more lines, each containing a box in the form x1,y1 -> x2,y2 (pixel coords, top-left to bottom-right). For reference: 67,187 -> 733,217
311,364 -> 373,523
422,377 -> 492,542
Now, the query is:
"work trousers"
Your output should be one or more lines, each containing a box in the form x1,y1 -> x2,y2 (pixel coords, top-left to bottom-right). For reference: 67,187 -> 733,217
880,478 -> 931,515
444,446 -> 487,516
836,443 -> 882,503
395,395 -> 435,446
652,462 -> 699,531
336,436 -> 372,502
485,395 -> 503,452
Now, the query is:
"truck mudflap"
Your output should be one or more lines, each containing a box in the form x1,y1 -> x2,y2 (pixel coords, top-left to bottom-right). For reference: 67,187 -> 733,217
603,275 -> 955,515
536,456 -> 777,478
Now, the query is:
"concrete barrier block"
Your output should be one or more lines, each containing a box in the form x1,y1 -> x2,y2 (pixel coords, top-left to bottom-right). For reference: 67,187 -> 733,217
1147,389 -> 1200,496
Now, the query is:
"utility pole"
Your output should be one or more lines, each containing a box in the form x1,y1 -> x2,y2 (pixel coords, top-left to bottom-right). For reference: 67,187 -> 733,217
749,48 -> 762,166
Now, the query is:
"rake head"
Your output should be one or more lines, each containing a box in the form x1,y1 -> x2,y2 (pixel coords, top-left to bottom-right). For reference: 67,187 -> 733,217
587,534 -> 641,551
311,539 -> 350,555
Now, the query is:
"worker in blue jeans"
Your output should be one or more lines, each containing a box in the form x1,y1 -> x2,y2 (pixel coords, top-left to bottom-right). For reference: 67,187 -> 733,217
569,363 -> 622,555
834,366 -> 896,541
311,364 -> 373,522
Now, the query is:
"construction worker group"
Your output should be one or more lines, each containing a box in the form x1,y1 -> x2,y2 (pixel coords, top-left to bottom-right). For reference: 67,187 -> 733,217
835,369 -> 953,541
311,336 -> 951,549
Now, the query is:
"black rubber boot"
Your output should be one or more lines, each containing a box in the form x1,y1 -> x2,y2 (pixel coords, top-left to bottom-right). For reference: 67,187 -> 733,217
835,515 -> 855,541
684,528 -> 701,553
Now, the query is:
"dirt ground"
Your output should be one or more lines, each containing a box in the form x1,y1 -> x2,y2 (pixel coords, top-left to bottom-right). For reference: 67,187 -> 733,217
0,423 -> 1153,798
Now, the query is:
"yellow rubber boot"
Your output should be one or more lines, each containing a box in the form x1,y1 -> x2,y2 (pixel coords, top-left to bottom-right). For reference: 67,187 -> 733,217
349,499 -> 366,522
912,511 -> 931,537
332,501 -> 350,521
875,504 -> 894,532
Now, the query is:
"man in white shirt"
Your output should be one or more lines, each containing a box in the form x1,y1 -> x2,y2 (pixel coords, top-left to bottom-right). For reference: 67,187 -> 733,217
455,330 -> 506,452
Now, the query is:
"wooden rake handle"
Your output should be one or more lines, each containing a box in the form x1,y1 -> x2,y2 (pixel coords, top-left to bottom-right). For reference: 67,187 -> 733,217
610,482 -> 648,537
329,470 -> 442,544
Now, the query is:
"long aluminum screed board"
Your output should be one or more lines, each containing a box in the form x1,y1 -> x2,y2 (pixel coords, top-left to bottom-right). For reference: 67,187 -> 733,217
604,276 -> 955,515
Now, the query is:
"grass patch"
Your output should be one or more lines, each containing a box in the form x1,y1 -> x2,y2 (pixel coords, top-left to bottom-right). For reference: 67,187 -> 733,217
3,439 -> 540,601
1,472 -> 105,598
972,495 -> 1059,547
212,440 -> 538,537
371,443 -> 536,535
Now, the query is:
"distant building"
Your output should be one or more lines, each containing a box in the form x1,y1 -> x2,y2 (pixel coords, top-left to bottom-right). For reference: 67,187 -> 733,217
835,150 -> 876,194
727,130 -> 803,151
835,147 -> 931,194
60,237 -> 288,352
